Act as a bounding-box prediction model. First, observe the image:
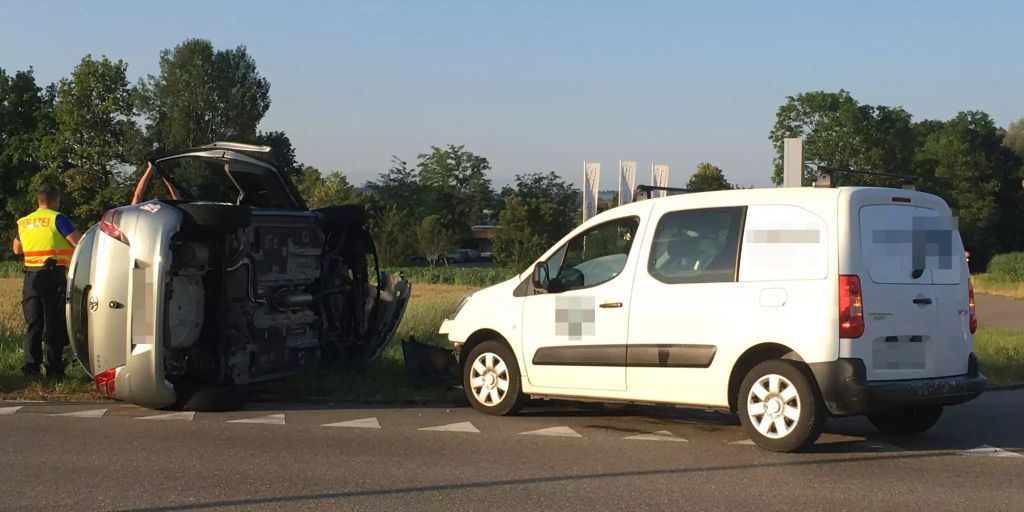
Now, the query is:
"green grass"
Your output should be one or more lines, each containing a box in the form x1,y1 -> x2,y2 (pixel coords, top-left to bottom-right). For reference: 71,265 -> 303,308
972,273 -> 1024,300
987,252 -> 1024,282
975,326 -> 1024,387
3,274 -> 1023,404
0,261 -> 21,279
388,266 -> 518,287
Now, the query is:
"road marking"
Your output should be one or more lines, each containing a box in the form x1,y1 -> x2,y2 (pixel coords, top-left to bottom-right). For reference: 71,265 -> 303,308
623,430 -> 688,442
323,417 -> 381,429
53,408 -> 108,418
960,445 -> 1024,458
0,406 -> 23,415
137,411 -> 196,421
418,421 -> 479,433
519,426 -> 583,438
227,414 -> 286,425
730,439 -> 756,445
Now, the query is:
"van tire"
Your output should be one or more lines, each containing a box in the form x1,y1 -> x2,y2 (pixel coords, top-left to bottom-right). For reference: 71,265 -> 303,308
867,405 -> 943,435
174,385 -> 245,412
177,203 -> 251,230
463,340 -> 527,416
738,360 -> 826,453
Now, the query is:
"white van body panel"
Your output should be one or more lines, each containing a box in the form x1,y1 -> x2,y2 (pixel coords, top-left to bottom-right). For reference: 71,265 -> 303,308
441,186 -> 978,412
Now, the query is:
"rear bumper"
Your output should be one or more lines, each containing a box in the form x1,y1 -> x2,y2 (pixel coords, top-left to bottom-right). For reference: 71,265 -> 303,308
809,354 -> 986,416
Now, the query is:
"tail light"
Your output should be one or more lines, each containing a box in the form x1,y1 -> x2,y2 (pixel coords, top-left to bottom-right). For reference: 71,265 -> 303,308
839,275 -> 864,338
100,209 -> 127,244
95,368 -> 117,398
968,277 -> 977,334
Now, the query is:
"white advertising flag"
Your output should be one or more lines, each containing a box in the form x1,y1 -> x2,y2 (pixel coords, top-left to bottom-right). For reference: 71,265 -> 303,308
652,164 -> 670,197
618,160 -> 637,205
583,162 -> 601,221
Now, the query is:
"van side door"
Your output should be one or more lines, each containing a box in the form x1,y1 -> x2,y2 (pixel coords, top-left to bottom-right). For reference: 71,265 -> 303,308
519,214 -> 646,392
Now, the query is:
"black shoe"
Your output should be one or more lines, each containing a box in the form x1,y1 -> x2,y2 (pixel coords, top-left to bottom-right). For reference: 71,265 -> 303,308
20,365 -> 42,379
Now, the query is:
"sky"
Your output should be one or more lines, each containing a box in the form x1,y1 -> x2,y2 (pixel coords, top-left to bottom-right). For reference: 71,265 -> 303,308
2,0 -> 1022,189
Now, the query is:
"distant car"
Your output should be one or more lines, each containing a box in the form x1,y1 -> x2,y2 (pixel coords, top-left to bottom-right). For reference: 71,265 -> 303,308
444,250 -> 464,264
67,142 -> 411,411
479,251 -> 494,261
441,186 -> 984,452
457,248 -> 479,262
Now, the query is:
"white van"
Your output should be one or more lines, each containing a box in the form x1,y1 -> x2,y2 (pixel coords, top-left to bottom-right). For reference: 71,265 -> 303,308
439,186 -> 985,452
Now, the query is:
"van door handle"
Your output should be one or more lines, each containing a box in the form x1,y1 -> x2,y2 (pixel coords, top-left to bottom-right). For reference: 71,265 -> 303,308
913,298 -> 932,305
599,302 -> 623,309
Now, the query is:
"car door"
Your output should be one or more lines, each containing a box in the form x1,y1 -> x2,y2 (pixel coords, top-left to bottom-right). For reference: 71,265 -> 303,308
520,214 -> 645,391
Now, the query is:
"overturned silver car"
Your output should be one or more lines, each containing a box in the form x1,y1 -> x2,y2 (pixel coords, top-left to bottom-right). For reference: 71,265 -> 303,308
66,142 -> 410,410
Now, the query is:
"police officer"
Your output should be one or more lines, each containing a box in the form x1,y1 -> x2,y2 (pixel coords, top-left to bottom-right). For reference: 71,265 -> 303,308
11,184 -> 81,380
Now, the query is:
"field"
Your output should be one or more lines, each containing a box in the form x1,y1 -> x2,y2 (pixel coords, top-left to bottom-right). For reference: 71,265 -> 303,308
972,274 -> 1024,300
2,276 -> 1023,404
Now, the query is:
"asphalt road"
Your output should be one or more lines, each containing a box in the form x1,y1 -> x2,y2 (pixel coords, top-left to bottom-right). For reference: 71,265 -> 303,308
1,390 -> 1022,512
976,293 -> 1024,331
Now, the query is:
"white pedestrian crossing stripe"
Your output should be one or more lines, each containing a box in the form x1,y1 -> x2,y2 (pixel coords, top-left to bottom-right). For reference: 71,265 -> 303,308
519,426 -> 582,438
730,439 -> 756,445
138,411 -> 195,421
323,417 -> 381,429
623,430 -> 687,442
227,414 -> 286,425
53,408 -> 108,418
960,445 -> 1023,458
0,406 -> 23,415
418,421 -> 479,433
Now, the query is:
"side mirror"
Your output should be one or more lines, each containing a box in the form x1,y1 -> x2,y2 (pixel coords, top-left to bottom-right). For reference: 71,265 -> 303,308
531,261 -> 550,290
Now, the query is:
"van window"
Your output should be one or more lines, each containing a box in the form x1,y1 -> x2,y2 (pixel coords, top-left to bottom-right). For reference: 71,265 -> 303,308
860,205 -> 961,284
548,217 -> 639,292
738,205 -> 828,281
648,207 -> 744,284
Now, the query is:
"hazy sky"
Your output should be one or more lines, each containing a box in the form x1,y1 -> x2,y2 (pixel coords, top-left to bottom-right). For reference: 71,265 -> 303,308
2,0 -> 1021,189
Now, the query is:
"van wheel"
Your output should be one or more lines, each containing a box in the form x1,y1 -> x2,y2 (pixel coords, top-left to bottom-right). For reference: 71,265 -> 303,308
867,405 -> 943,435
463,340 -> 527,416
738,360 -> 826,452
174,385 -> 245,412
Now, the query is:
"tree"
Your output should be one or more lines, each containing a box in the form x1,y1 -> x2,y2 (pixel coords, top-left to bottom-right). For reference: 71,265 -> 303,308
257,130 -> 302,179
416,145 -> 494,237
686,162 -> 734,192
493,172 -> 578,269
39,55 -> 141,223
368,204 -> 417,268
416,214 -> 454,266
769,90 -> 915,186
138,39 -> 270,150
295,166 -> 364,210
365,156 -> 421,216
0,67 -> 53,255
1004,117 -> 1024,159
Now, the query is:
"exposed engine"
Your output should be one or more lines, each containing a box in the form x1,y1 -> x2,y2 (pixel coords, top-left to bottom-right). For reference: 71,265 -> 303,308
163,208 -> 381,388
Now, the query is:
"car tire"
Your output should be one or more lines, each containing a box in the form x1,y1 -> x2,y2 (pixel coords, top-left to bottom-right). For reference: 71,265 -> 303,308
463,340 -> 527,416
738,359 -> 826,453
174,385 -> 245,412
867,405 -> 943,435
177,203 -> 252,230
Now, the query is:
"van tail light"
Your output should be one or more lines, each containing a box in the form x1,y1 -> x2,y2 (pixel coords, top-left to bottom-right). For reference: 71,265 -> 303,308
95,368 -> 117,398
968,277 -> 977,334
100,209 -> 128,244
839,275 -> 865,338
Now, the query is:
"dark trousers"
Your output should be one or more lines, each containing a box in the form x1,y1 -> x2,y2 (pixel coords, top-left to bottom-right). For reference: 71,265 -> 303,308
22,266 -> 69,370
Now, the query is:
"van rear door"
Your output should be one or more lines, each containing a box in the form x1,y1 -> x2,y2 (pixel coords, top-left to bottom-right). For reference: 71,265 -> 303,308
853,194 -> 971,381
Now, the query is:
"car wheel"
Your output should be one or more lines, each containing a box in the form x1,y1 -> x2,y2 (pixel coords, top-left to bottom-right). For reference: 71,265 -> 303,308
174,384 -> 245,412
464,340 -> 527,416
177,203 -> 252,230
867,405 -> 943,435
738,360 -> 826,452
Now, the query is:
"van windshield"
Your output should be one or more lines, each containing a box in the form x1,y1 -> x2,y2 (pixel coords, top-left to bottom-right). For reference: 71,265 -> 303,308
859,205 -> 962,285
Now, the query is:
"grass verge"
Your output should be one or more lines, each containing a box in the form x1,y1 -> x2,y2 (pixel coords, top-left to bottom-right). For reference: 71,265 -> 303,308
3,276 -> 1024,403
972,274 -> 1024,300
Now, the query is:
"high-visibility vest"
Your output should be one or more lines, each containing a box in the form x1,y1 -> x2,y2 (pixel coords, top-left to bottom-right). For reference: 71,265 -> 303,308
16,208 -> 75,268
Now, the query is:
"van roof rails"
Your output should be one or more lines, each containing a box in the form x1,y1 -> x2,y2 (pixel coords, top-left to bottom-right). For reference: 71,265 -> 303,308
633,185 -> 689,201
814,166 -> 919,191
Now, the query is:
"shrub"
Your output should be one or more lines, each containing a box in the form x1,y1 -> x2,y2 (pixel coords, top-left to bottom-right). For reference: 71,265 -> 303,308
987,252 -> 1024,282
387,266 -> 517,287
